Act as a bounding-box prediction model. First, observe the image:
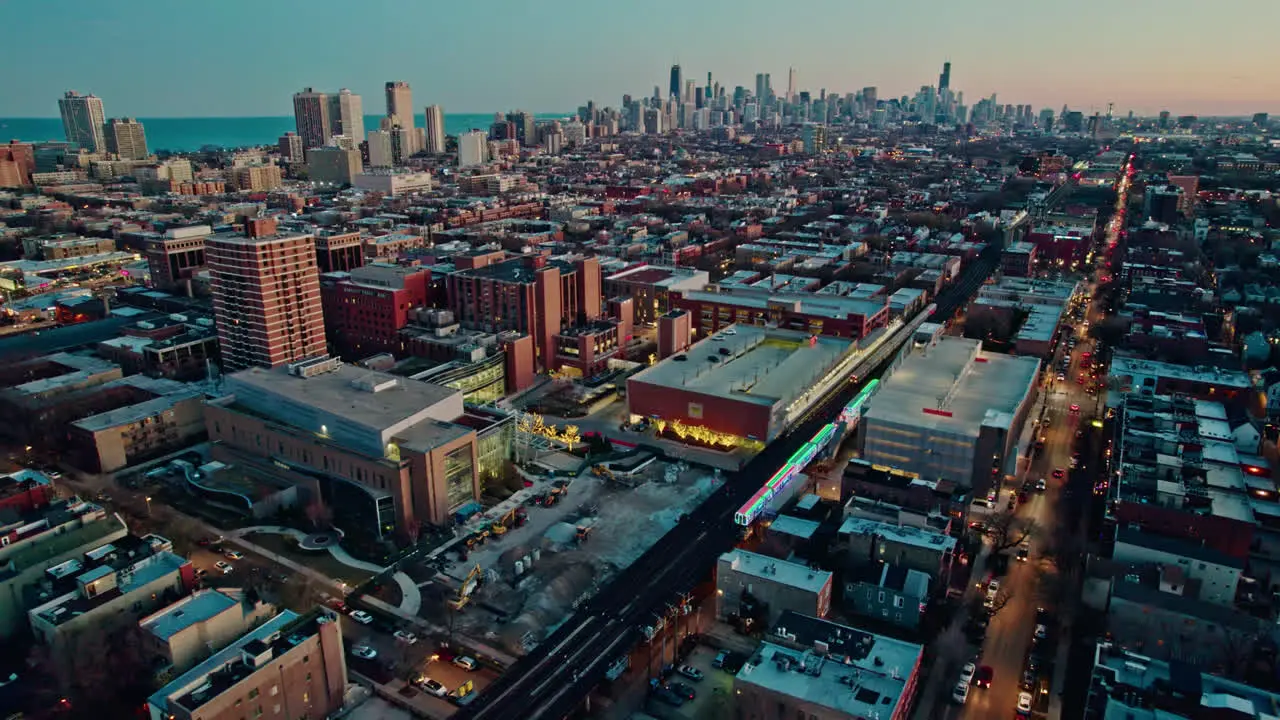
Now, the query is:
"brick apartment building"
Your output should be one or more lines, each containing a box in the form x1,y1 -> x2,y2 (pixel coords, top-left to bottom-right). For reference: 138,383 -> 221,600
207,218 -> 327,371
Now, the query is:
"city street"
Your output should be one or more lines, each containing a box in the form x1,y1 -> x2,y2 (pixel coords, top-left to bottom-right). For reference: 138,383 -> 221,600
944,281 -> 1111,719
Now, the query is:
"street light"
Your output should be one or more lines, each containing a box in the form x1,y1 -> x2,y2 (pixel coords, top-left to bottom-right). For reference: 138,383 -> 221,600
145,496 -> 152,517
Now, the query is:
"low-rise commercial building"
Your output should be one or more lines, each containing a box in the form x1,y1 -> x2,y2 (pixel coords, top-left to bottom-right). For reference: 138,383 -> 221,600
352,169 -> 434,196
65,375 -> 207,472
734,611 -> 922,720
674,287 -> 890,341
627,324 -> 853,445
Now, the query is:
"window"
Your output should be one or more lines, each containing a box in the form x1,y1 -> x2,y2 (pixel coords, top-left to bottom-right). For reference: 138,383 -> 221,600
249,689 -> 259,700
877,591 -> 886,603
893,596 -> 905,608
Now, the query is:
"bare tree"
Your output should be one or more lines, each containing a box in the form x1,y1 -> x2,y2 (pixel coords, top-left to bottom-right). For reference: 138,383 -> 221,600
304,499 -> 334,530
986,589 -> 1016,619
988,511 -> 1036,553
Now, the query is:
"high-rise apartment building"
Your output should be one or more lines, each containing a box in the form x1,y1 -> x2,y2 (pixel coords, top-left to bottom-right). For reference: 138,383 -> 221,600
104,117 -> 148,160
458,130 -> 488,167
292,88 -> 332,149
367,129 -> 393,167
385,81 -> 413,128
424,105 -> 446,154
330,88 -> 364,145
206,217 -> 327,371
306,146 -> 363,185
506,111 -> 535,146
277,131 -> 304,163
58,91 -> 106,152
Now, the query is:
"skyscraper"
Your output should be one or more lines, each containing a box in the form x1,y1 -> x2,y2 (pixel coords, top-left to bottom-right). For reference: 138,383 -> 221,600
507,111 -> 535,146
755,74 -> 766,103
787,68 -> 797,103
385,81 -> 413,128
938,61 -> 951,91
669,64 -> 682,101
292,88 -> 332,150
423,105 -> 446,154
331,88 -> 364,145
58,91 -> 106,152
207,217 -> 327,371
104,118 -> 148,160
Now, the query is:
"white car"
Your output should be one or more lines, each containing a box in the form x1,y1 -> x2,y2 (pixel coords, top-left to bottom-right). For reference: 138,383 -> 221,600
1035,623 -> 1048,640
677,664 -> 703,681
959,661 -> 976,686
414,676 -> 447,697
349,610 -> 374,625
453,656 -> 478,671
214,561 -> 233,574
223,550 -> 244,560
351,644 -> 376,660
1017,691 -> 1034,715
952,680 -> 970,705
394,630 -> 419,645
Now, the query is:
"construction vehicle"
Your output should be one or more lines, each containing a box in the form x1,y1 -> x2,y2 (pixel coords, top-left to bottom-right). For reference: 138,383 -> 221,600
490,507 -> 527,536
592,465 -> 614,481
449,564 -> 483,611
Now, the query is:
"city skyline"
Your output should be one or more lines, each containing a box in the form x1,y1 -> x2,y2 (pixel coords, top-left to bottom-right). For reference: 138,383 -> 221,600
2,0 -> 1277,119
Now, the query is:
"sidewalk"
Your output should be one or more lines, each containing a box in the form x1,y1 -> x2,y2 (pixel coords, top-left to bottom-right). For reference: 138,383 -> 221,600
911,543 -> 992,720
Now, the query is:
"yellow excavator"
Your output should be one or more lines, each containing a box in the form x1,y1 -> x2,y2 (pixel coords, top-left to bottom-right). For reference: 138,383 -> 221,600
490,507 -> 528,536
592,465 -> 615,481
449,564 -> 483,610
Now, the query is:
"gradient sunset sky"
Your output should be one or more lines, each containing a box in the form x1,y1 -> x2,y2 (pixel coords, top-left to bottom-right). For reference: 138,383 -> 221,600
3,0 -> 1277,118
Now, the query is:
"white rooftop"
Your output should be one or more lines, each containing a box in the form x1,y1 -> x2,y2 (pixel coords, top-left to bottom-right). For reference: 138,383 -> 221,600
629,325 -> 852,408
863,337 -> 1038,434
719,549 -> 831,594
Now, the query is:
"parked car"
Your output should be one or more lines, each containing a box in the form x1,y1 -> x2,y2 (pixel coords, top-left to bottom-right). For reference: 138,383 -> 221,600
413,676 -> 447,697
1035,623 -> 1048,640
712,651 -> 729,669
952,680 -> 970,705
669,682 -> 696,701
974,666 -> 994,689
959,660 -> 976,686
223,550 -> 244,560
348,610 -> 374,624
1017,691 -> 1034,715
394,630 -> 419,645
214,561 -> 233,574
453,656 -> 478,672
651,685 -> 685,707
1021,670 -> 1037,690
676,665 -> 703,681
351,645 -> 376,660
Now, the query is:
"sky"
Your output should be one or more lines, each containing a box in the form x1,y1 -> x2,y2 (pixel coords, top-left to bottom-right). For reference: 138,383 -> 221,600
3,0 -> 1278,118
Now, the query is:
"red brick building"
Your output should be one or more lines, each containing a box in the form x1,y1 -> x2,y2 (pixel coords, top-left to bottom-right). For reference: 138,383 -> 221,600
314,230 -> 365,274
320,263 -> 430,360
206,218 -> 327,371
0,141 -> 35,188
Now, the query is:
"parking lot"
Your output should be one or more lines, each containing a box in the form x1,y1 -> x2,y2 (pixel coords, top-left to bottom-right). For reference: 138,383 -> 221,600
642,643 -> 739,719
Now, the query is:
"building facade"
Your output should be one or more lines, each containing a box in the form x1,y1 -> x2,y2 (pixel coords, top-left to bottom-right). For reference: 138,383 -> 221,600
206,218 -> 327,371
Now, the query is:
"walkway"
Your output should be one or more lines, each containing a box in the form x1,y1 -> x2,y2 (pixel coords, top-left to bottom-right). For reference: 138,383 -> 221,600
230,525 -> 422,615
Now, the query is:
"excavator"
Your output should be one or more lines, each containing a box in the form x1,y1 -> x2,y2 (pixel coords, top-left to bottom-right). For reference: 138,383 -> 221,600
592,465 -> 615,481
449,563 -> 483,611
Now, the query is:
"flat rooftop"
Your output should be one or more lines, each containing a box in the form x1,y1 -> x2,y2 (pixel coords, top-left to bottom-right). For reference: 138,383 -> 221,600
223,361 -> 463,457
605,264 -> 708,289
719,549 -> 831,593
864,337 -> 1038,434
838,516 -> 958,553
738,613 -> 922,720
1111,355 -> 1251,390
141,589 -> 240,642
629,325 -> 852,408
681,289 -> 888,322
206,230 -> 313,247
1090,642 -> 1280,719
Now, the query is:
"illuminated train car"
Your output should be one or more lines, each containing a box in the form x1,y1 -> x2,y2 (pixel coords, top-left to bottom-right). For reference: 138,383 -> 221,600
734,379 -> 881,526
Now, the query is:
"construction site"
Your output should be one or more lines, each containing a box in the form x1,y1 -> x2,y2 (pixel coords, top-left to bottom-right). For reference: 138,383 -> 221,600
413,457 -> 721,655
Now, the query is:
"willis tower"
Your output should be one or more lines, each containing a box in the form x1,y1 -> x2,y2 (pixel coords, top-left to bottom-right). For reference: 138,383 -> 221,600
670,64 -> 683,101
938,61 -> 951,92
